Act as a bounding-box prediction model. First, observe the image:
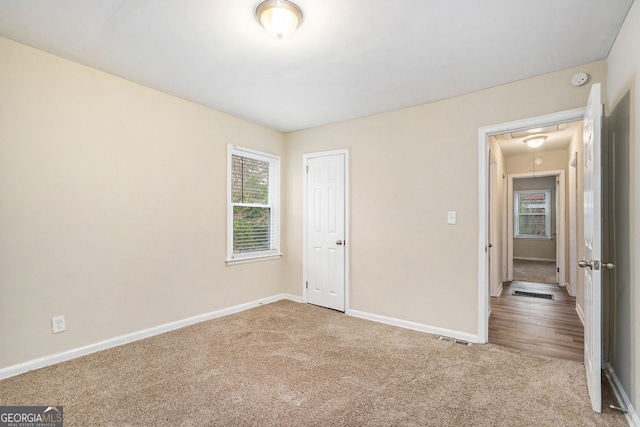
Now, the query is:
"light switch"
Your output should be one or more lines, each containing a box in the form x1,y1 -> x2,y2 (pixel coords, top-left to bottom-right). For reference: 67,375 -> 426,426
447,211 -> 457,225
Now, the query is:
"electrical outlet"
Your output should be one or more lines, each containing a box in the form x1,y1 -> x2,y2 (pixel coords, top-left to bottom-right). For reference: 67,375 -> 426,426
51,315 -> 66,334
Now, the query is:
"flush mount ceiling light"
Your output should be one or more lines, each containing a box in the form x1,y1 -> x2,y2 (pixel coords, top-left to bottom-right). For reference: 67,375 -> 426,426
524,136 -> 547,148
256,0 -> 303,40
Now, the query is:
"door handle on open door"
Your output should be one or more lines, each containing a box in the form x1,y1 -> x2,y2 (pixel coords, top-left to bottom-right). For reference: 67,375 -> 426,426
578,260 -> 593,269
603,262 -> 616,270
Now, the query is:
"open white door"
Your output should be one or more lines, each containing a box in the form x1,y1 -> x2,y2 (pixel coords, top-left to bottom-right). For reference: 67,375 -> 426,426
580,83 -> 603,413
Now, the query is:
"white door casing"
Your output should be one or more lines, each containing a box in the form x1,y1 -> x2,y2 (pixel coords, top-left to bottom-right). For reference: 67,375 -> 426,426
502,172 -> 508,282
489,153 -> 501,297
581,83 -> 603,413
553,175 -> 567,287
303,151 -> 348,312
569,152 -> 578,296
555,176 -> 560,283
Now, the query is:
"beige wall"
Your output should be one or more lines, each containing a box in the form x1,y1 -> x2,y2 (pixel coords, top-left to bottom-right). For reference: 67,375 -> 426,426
0,37 -> 286,368
284,61 -> 607,336
606,0 -> 640,415
505,149 -> 569,174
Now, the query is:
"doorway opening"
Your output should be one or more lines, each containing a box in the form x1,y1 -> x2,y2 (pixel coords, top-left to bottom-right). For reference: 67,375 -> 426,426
508,171 -> 565,287
488,124 -> 581,361
477,107 -> 586,345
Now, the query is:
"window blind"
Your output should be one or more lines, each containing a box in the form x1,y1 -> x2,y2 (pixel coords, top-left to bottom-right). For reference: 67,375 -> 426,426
231,154 -> 278,254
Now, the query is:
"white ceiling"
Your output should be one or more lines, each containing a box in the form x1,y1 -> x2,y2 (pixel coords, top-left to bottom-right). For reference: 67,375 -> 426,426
494,121 -> 582,156
0,1 -> 633,132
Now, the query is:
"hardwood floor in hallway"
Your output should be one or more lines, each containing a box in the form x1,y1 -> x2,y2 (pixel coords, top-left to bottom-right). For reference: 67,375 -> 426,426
489,281 -> 584,361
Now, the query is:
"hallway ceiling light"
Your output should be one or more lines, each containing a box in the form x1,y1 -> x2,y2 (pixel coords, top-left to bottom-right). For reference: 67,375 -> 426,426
256,0 -> 303,40
524,136 -> 547,148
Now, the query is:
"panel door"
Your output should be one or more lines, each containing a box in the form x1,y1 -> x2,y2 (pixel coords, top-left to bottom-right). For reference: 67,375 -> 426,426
581,83 -> 603,413
306,154 -> 345,311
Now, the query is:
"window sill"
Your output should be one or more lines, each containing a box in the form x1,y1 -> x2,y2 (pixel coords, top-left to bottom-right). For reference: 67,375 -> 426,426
225,253 -> 282,266
514,236 -> 552,240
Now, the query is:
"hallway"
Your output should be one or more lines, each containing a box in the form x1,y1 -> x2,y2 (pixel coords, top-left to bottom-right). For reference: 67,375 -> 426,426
512,259 -> 557,284
489,281 -> 583,361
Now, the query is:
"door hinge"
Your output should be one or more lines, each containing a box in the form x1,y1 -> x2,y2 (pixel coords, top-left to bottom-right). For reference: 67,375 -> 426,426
557,267 -> 560,273
306,281 -> 308,289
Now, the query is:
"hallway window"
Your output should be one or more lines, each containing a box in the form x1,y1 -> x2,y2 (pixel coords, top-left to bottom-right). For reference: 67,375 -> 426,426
514,189 -> 551,238
226,145 -> 281,265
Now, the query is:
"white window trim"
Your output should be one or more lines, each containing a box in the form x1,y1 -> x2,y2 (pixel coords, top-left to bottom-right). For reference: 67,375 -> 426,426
226,145 -> 281,266
514,189 -> 551,239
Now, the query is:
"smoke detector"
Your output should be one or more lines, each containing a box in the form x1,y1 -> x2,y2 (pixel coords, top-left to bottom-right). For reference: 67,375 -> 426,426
571,72 -> 589,87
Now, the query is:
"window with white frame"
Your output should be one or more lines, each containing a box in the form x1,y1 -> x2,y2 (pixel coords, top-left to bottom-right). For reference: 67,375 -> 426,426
227,146 -> 280,264
514,189 -> 551,238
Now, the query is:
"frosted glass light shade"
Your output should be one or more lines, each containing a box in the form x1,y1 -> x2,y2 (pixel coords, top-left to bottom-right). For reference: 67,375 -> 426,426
256,0 -> 303,39
524,136 -> 547,148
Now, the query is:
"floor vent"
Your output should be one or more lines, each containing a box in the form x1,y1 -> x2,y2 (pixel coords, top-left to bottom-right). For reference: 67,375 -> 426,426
438,336 -> 472,346
513,290 -> 554,300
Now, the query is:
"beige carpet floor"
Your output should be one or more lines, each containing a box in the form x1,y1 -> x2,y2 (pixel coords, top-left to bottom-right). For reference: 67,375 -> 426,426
1,300 -> 626,426
513,259 -> 558,284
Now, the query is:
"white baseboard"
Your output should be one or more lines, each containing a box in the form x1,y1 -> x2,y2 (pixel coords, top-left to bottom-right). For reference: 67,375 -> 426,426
575,303 -> 585,326
282,293 -> 303,303
489,287 -> 503,298
347,308 -> 478,343
563,282 -> 579,297
0,293 -> 299,380
513,257 -> 555,262
604,362 -> 640,427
